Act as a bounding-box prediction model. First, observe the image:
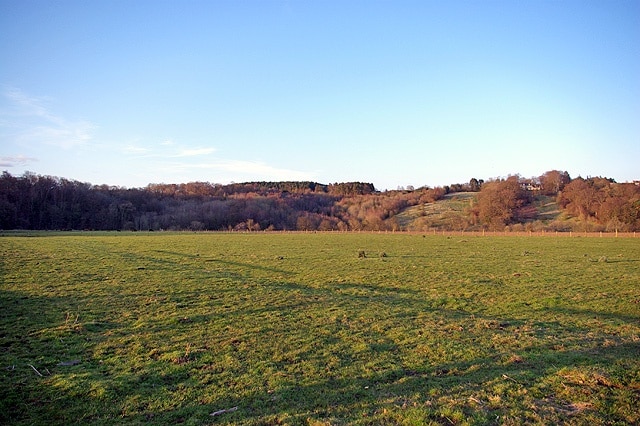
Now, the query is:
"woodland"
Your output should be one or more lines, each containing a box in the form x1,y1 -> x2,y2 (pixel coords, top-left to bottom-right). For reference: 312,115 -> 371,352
1,170 -> 639,232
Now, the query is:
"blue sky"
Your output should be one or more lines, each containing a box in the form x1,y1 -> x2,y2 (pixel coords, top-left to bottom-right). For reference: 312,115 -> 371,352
1,0 -> 638,190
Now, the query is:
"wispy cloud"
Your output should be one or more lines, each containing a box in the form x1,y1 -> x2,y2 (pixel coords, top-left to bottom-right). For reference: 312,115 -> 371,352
120,141 -> 311,184
175,147 -> 216,157
172,159 -> 316,181
0,154 -> 38,168
2,87 -> 96,149
122,144 -> 151,155
122,141 -> 216,159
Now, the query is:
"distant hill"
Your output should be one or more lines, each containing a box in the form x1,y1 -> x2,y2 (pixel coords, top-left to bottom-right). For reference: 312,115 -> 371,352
1,171 -> 638,231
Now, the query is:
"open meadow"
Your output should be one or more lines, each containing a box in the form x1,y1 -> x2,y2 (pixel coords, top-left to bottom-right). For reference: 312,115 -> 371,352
1,232 -> 639,425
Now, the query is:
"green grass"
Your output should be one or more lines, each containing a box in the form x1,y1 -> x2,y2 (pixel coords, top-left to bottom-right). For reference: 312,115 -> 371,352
395,193 -> 566,232
396,193 -> 476,231
1,233 -> 639,425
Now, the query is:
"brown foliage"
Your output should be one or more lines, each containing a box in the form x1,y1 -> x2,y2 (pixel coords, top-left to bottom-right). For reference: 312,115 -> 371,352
558,178 -> 606,220
539,170 -> 571,195
558,178 -> 640,230
475,176 -> 531,230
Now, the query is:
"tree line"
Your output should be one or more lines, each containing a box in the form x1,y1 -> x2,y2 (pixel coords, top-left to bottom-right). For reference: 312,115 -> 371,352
0,172 -> 416,231
1,170 -> 638,232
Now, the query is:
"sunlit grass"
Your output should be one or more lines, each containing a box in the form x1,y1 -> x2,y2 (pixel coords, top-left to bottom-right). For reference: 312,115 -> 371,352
1,233 -> 639,425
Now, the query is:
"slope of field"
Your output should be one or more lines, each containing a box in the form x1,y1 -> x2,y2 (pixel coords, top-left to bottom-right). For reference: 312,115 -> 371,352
394,192 -> 476,231
1,233 -> 639,425
394,193 -> 563,231
534,195 -> 562,221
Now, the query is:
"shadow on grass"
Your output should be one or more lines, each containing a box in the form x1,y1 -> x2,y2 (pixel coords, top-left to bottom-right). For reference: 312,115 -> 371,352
543,305 -> 640,324
2,277 -> 639,425
202,340 -> 640,425
203,334 -> 640,425
117,248 -> 296,278
206,258 -> 294,276
0,289 -> 123,425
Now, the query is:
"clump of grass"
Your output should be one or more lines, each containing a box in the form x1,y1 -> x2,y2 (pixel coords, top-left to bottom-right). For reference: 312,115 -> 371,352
172,343 -> 194,365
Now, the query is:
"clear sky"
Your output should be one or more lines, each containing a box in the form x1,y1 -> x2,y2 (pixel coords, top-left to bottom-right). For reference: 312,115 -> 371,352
1,0 -> 638,190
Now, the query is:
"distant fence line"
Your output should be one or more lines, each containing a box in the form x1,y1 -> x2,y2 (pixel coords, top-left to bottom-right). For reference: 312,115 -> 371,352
188,229 -> 638,237
210,229 -> 640,238
414,230 -> 639,238
2,229 -> 638,238
283,230 -> 640,238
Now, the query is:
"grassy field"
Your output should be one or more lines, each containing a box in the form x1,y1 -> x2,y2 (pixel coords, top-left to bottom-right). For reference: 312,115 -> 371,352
395,193 -> 476,231
395,193 -> 567,232
1,232 -> 639,425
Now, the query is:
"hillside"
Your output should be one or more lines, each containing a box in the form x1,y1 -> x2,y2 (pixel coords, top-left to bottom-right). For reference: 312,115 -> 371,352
394,192 -> 476,231
1,171 -> 638,231
393,193 -> 563,232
